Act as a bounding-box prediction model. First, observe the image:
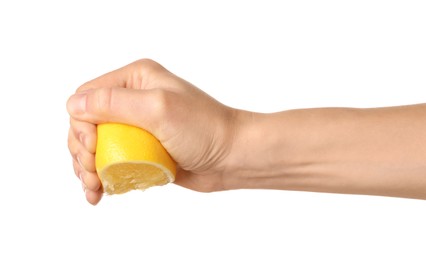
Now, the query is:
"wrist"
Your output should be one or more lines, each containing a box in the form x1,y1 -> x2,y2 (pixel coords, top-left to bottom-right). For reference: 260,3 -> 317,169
223,110 -> 291,190
223,108 -> 337,192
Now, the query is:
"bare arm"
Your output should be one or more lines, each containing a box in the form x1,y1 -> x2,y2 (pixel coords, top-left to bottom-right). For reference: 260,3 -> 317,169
67,59 -> 426,204
227,105 -> 426,199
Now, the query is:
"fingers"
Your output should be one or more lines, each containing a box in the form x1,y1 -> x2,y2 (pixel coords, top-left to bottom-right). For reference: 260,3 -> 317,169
72,158 -> 103,205
69,118 -> 97,154
77,65 -> 129,92
72,158 -> 101,191
68,120 -> 102,205
67,59 -> 175,204
85,190 -> 103,205
76,59 -> 168,93
68,126 -> 96,172
67,87 -> 174,135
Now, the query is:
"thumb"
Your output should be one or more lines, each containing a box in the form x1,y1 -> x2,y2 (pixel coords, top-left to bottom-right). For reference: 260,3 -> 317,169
66,87 -> 165,134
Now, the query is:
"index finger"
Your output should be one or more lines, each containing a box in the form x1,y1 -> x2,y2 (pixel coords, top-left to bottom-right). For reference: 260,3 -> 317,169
76,59 -> 169,93
76,64 -> 129,93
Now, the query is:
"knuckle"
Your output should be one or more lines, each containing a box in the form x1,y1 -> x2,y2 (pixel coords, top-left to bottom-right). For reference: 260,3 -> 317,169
72,159 -> 80,177
68,131 -> 78,159
134,58 -> 158,69
149,89 -> 172,119
87,87 -> 114,116
85,174 -> 101,191
133,58 -> 164,76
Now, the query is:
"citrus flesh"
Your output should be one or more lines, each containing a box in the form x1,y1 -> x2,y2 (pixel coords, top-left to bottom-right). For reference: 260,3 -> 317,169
95,123 -> 176,195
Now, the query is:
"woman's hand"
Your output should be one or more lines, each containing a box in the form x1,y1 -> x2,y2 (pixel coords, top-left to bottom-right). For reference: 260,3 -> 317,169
67,59 -> 238,205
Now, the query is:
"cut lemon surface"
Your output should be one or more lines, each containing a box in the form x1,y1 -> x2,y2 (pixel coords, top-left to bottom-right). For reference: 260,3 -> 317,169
95,123 -> 176,195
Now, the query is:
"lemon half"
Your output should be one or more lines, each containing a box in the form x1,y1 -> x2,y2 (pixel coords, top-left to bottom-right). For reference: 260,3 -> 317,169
95,123 -> 176,195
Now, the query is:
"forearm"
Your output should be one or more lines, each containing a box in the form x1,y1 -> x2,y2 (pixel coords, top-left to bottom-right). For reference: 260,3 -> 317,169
227,104 -> 426,199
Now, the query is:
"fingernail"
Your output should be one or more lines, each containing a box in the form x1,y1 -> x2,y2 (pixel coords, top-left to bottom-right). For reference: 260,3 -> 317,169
67,92 -> 87,115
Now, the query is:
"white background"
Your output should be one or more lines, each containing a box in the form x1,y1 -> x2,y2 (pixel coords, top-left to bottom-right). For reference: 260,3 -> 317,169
1,0 -> 425,259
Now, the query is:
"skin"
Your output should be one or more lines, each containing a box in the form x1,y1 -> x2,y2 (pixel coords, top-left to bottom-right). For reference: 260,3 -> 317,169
67,59 -> 426,205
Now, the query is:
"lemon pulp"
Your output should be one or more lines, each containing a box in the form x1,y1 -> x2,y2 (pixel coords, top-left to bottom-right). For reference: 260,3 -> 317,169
96,123 -> 176,195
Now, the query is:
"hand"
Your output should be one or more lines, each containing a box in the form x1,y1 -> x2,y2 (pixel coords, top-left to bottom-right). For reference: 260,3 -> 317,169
67,59 -> 238,205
